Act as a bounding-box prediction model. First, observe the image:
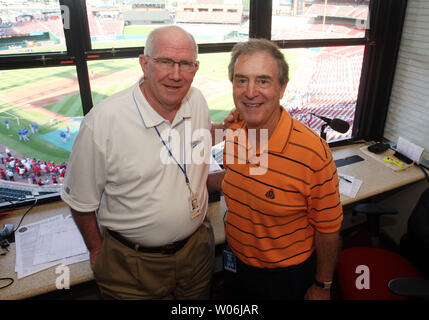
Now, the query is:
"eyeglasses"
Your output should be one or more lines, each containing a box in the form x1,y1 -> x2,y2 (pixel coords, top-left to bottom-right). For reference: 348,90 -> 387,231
233,76 -> 272,89
148,56 -> 199,72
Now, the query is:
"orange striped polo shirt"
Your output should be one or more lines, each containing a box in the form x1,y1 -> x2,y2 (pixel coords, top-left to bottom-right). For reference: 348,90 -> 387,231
222,109 -> 343,269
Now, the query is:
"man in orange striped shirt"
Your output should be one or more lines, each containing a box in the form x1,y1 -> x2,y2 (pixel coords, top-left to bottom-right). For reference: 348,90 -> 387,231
210,39 -> 343,300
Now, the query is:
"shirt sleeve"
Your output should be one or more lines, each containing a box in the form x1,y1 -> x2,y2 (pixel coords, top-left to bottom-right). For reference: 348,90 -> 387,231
61,116 -> 107,212
307,140 -> 343,233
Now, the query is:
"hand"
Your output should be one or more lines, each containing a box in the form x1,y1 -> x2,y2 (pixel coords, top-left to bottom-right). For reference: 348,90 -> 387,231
304,284 -> 331,300
222,108 -> 240,129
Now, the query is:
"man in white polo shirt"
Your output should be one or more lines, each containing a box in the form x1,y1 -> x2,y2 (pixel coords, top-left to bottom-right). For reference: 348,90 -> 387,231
61,26 -> 227,299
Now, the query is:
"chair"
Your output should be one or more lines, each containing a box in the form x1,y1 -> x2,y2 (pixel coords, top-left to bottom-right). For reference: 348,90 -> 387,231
335,188 -> 429,300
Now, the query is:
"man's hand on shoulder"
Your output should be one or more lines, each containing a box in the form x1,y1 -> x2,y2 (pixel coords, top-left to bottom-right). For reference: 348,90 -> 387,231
211,109 -> 241,145
223,108 -> 240,130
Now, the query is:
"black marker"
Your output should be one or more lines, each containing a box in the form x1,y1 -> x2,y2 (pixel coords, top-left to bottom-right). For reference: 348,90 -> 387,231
339,175 -> 352,183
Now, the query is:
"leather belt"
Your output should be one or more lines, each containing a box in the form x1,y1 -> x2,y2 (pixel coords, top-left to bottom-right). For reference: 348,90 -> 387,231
107,229 -> 191,255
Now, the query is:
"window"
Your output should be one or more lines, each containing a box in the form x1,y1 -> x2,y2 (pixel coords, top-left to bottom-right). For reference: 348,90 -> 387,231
195,52 -> 234,122
281,46 -> 364,141
87,58 -> 141,105
269,0 -> 369,141
271,0 -> 369,41
86,1 -> 248,50
86,52 -> 234,123
0,0 -> 66,55
0,65 -> 80,164
0,0 -> 408,197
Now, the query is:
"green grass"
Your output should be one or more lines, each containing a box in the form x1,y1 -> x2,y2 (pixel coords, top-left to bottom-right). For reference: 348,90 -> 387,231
198,52 -> 230,79
0,65 -> 76,94
42,94 -> 83,118
0,102 -> 70,163
88,58 -> 139,74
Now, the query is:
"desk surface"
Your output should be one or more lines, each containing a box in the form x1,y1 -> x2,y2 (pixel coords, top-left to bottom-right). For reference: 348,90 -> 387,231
333,143 -> 426,206
0,142 -> 426,299
0,202 -> 93,300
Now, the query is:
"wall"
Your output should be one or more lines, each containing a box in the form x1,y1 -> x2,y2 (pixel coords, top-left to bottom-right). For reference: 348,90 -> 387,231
383,0 -> 429,163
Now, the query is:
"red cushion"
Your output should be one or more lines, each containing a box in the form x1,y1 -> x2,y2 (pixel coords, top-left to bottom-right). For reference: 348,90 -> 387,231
335,247 -> 423,300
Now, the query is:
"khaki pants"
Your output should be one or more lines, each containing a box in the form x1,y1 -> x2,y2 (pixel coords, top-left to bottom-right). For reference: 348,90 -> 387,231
93,220 -> 215,300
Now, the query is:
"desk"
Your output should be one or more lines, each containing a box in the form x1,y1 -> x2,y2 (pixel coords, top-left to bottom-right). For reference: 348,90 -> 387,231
0,143 -> 426,299
333,143 -> 426,206
0,197 -> 227,300
0,201 -> 93,300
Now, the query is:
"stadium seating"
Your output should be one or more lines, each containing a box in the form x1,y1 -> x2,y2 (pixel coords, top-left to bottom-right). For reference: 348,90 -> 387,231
6,15 -> 122,39
86,14 -> 122,37
284,46 -> 363,140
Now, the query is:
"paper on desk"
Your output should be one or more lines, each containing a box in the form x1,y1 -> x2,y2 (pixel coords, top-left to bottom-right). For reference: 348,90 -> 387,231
339,174 -> 362,198
15,215 -> 63,279
64,251 -> 90,265
14,215 -> 89,279
397,136 -> 424,164
32,215 -> 88,266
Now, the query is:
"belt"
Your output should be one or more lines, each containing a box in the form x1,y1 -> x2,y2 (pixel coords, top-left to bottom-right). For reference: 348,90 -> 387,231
107,229 -> 192,255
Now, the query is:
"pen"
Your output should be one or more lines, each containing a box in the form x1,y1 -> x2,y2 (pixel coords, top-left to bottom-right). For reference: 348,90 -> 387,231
339,175 -> 352,183
383,156 -> 404,167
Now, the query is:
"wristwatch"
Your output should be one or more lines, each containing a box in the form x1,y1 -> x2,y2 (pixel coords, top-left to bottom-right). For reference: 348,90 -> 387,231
314,279 -> 332,289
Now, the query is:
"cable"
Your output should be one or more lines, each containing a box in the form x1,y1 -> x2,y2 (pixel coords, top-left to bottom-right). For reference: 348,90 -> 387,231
12,197 -> 38,233
0,198 -> 38,291
0,277 -> 14,290
417,163 -> 429,184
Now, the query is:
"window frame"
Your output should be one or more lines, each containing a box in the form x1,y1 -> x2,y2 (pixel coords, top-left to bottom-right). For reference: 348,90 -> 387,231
0,0 -> 408,146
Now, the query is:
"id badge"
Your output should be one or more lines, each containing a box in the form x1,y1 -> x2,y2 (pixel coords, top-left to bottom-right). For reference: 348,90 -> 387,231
223,248 -> 237,273
189,193 -> 201,219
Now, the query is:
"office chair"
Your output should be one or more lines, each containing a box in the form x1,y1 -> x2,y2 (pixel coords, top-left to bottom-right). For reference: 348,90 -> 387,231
335,188 -> 429,300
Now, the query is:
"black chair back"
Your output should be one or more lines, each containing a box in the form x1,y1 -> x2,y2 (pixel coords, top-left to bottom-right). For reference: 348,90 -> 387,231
401,187 -> 429,277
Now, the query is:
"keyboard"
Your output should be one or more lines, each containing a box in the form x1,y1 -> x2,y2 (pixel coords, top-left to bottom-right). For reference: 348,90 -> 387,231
0,182 -> 61,212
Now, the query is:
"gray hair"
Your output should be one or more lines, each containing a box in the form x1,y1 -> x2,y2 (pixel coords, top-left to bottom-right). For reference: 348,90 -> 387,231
228,38 -> 289,86
144,26 -> 199,60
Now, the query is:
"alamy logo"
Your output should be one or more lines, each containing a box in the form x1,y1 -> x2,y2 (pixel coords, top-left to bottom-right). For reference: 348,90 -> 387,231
158,122 -> 269,175
355,265 -> 370,290
55,264 -> 70,290
60,5 -> 70,30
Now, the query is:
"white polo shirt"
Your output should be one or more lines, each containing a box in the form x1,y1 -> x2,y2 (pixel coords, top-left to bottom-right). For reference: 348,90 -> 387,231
61,78 -> 212,246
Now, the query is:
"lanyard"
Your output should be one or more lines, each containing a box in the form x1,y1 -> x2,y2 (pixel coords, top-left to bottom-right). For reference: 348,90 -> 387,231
153,122 -> 195,196
133,86 -> 194,194
153,124 -> 189,184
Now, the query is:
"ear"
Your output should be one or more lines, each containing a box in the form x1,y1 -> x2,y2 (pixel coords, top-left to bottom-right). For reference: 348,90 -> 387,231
139,54 -> 148,74
279,81 -> 288,99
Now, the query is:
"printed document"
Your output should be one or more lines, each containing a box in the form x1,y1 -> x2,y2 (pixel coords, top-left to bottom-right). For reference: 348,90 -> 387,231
338,174 -> 362,198
14,215 -> 89,279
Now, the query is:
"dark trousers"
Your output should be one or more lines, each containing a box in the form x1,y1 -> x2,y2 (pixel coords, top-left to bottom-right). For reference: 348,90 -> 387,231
224,253 -> 316,300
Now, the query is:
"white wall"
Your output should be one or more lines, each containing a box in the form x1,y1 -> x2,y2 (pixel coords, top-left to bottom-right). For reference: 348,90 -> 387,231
383,0 -> 429,163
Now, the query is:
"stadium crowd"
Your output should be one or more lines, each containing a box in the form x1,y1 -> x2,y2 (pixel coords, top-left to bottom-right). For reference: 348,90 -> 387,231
0,146 -> 67,186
